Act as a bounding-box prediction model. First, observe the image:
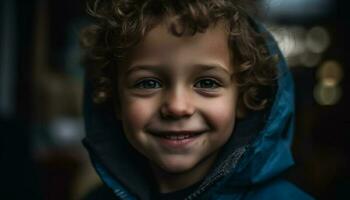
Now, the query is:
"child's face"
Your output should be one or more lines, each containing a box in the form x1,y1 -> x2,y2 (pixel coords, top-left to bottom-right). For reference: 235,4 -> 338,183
117,21 -> 238,177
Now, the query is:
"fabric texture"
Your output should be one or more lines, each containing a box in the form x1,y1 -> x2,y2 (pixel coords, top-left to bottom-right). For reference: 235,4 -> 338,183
82,20 -> 314,200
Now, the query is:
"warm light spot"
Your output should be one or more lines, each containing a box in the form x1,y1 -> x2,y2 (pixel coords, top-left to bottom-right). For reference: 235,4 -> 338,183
314,83 -> 342,106
317,60 -> 343,85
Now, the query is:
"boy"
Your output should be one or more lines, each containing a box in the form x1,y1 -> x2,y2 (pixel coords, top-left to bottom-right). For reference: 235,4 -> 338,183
81,0 -> 313,199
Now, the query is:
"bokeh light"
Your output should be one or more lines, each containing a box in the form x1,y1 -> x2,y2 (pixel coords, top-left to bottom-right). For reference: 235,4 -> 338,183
270,26 -> 329,68
306,26 -> 331,54
314,60 -> 343,106
317,60 -> 344,86
314,83 -> 342,106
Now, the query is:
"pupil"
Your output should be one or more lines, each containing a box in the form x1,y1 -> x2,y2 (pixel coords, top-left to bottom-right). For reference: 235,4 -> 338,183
202,80 -> 213,87
146,80 -> 156,88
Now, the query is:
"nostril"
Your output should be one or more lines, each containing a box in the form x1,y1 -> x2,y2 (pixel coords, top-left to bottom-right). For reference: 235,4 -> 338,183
160,99 -> 195,119
160,104 -> 194,119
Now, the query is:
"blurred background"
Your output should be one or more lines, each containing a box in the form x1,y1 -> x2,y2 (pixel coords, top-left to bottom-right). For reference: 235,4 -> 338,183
0,0 -> 348,199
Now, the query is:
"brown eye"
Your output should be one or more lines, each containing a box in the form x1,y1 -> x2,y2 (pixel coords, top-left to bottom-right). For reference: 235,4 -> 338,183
135,79 -> 162,89
194,79 -> 220,89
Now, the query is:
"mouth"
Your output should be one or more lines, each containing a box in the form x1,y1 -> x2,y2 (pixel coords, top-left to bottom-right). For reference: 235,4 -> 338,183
149,130 -> 205,140
148,130 -> 206,149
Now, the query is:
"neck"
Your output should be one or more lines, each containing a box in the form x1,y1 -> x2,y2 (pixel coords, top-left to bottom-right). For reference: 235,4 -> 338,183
150,153 -> 218,193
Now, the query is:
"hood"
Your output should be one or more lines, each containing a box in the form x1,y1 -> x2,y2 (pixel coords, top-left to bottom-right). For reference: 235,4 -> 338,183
82,20 -> 295,200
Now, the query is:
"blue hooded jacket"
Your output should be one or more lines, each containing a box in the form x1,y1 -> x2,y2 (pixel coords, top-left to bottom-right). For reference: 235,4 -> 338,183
82,20 -> 314,200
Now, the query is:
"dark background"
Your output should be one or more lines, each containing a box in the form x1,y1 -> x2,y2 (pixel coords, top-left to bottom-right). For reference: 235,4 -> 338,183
0,0 -> 349,199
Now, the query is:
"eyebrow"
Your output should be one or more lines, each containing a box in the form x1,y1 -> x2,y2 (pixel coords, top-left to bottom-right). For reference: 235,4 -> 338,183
192,63 -> 232,75
126,64 -> 165,76
126,62 -> 232,76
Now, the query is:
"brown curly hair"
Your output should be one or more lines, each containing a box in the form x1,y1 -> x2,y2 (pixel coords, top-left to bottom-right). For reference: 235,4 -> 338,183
80,0 -> 278,112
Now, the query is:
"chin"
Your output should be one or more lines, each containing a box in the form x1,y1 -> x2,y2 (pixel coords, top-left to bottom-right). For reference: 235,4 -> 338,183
156,156 -> 198,174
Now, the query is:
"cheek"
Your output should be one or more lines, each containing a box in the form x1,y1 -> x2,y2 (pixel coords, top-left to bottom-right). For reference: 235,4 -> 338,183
209,101 -> 236,128
121,97 -> 158,132
203,93 -> 237,137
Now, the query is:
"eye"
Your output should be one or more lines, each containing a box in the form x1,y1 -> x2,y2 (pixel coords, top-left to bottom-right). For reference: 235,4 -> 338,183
194,79 -> 221,89
135,79 -> 162,89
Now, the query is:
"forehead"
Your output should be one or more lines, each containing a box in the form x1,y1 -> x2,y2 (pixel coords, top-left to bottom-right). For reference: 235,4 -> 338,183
126,21 -> 233,73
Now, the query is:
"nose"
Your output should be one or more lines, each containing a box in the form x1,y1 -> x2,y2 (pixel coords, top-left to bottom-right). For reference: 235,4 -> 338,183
160,88 -> 195,119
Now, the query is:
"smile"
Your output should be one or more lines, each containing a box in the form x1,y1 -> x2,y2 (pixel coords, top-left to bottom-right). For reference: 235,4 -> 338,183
149,130 -> 204,140
147,130 -> 206,149
156,133 -> 200,140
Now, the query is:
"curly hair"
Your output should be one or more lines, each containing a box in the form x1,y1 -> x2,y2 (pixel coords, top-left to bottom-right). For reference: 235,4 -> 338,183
80,0 -> 278,112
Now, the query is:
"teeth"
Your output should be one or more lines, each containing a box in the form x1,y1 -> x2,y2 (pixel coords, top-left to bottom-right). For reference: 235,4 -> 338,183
163,135 -> 192,140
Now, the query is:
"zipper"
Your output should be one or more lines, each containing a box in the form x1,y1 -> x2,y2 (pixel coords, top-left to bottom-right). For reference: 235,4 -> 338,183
114,188 -> 130,200
184,146 -> 247,200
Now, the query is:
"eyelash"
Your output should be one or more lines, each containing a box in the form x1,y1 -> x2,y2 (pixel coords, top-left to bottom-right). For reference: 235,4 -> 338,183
134,78 -> 162,89
133,78 -> 222,90
194,78 -> 221,89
